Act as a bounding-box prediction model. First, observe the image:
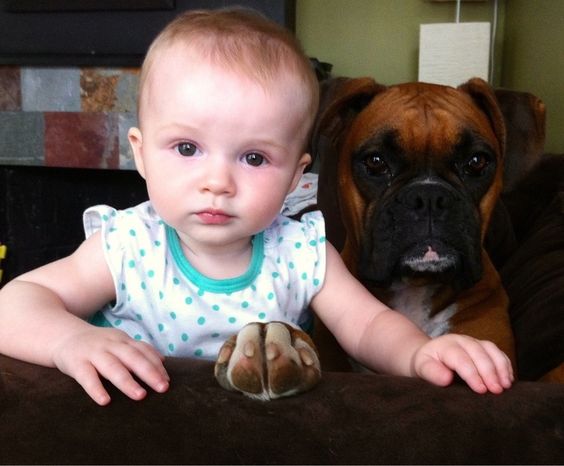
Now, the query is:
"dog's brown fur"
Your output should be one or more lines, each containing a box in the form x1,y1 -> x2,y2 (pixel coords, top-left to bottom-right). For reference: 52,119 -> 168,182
313,77 -> 516,371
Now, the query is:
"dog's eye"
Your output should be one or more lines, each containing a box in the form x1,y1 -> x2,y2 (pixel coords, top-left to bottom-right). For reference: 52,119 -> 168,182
464,153 -> 490,176
364,154 -> 390,176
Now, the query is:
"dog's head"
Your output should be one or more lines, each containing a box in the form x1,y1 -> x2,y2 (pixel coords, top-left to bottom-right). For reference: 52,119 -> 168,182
314,77 -> 506,291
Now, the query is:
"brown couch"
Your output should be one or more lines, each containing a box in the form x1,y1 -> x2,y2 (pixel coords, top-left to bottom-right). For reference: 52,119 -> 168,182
1,355 -> 563,464
1,84 -> 563,464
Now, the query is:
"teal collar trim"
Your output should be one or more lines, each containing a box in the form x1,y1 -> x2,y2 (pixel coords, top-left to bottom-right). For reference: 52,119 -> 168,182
165,226 -> 264,294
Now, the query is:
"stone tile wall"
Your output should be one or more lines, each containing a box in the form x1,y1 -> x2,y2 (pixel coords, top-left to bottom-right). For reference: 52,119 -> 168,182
0,66 -> 139,170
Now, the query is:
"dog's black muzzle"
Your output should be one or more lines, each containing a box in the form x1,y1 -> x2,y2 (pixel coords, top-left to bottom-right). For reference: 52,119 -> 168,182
358,176 -> 483,290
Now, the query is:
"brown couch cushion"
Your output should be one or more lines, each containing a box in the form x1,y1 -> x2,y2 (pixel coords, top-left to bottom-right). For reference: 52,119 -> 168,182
500,157 -> 564,379
1,355 -> 564,464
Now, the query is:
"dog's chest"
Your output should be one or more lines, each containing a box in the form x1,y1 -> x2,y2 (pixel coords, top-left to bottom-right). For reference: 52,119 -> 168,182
387,282 -> 457,338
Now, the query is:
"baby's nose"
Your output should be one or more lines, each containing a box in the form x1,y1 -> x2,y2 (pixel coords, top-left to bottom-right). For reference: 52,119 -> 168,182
201,157 -> 236,195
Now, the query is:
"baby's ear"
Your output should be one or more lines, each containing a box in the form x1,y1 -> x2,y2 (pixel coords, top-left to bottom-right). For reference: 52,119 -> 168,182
289,153 -> 312,193
128,127 -> 146,179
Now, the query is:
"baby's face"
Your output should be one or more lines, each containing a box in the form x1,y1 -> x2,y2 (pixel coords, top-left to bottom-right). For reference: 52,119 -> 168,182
130,44 -> 312,251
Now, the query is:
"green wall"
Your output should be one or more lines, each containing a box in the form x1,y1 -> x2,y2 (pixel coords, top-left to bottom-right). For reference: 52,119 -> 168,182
502,0 -> 564,153
296,0 -> 563,153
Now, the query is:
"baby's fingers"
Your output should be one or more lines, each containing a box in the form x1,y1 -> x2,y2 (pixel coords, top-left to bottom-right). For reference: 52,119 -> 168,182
72,361 -> 112,406
131,340 -> 170,386
99,343 -> 170,398
416,357 -> 454,387
442,338 -> 506,394
481,340 -> 514,389
94,351 -> 150,401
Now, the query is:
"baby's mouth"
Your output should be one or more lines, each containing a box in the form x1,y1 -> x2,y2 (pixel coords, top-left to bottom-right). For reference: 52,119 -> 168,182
196,209 -> 233,225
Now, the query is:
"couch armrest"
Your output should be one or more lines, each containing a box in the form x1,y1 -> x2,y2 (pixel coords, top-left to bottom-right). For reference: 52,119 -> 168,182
1,355 -> 563,464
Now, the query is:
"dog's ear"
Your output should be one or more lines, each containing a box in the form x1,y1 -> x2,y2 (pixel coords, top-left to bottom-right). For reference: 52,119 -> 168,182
311,77 -> 386,159
459,78 -> 508,242
311,77 -> 385,252
494,88 -> 546,192
458,78 -> 506,160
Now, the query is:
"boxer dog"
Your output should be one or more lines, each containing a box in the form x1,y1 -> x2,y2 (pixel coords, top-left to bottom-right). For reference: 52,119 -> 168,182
312,77 -> 516,370
214,77 -> 516,398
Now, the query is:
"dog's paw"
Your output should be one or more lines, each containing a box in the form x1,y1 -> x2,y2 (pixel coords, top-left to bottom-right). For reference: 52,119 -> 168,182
214,322 -> 321,400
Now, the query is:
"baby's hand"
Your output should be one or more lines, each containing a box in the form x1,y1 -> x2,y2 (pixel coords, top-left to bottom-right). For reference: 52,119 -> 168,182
411,334 -> 514,394
51,326 -> 170,405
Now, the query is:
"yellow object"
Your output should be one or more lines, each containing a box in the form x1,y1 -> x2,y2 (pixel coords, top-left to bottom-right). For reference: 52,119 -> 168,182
0,244 -> 6,283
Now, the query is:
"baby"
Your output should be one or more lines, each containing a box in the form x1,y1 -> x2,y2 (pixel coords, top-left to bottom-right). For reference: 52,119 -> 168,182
0,8 -> 513,405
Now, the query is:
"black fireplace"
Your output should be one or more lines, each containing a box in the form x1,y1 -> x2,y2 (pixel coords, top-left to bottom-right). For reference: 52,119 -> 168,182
0,0 -> 296,66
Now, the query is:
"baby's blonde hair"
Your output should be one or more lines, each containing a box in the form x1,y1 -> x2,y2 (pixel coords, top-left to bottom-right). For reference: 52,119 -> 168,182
139,8 -> 319,140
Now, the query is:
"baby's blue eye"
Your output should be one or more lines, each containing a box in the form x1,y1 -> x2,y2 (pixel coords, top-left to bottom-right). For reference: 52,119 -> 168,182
177,142 -> 197,157
245,152 -> 265,167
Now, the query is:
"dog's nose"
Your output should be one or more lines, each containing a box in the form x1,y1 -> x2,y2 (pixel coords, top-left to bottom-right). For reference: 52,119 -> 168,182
398,183 -> 454,215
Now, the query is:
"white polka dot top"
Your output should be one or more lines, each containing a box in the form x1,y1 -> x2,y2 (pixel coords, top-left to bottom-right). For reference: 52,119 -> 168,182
83,201 -> 326,359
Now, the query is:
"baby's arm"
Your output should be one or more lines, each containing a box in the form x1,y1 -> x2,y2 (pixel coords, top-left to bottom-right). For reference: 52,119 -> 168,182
311,243 -> 513,394
0,232 -> 169,405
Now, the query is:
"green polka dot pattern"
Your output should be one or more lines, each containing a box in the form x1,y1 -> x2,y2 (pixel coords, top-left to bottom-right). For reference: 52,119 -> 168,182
83,202 -> 325,360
